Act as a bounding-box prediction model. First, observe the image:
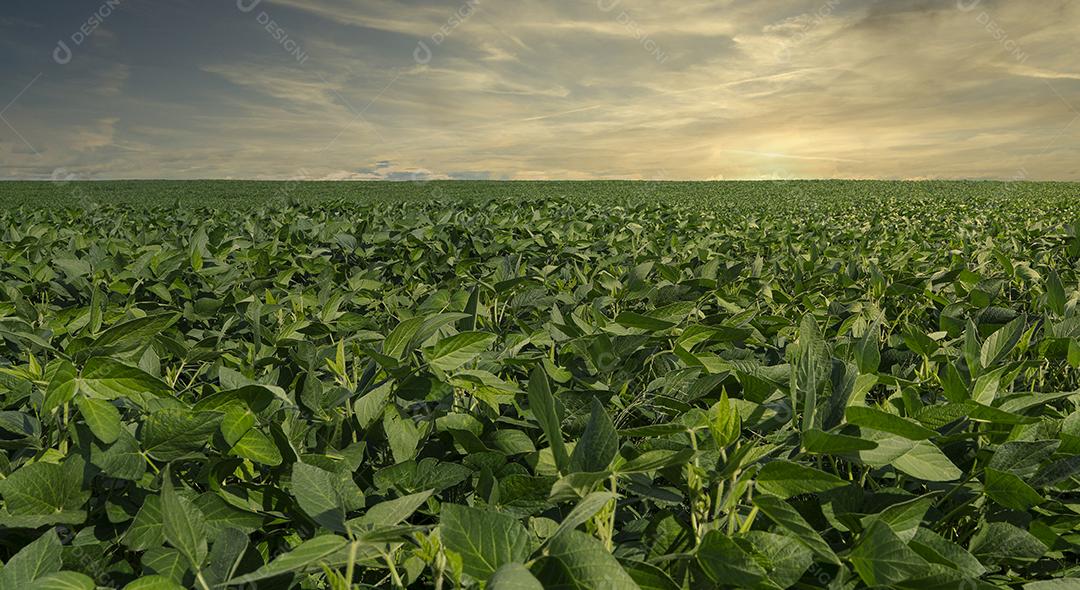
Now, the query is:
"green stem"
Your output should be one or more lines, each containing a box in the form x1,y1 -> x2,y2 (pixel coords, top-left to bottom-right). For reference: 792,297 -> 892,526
345,541 -> 359,586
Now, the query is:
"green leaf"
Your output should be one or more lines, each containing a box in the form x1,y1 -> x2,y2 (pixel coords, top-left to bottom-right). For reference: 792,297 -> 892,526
90,427 -> 146,480
203,527 -> 250,587
696,531 -> 766,588
534,529 -> 640,589
141,409 -> 222,461
0,529 -> 63,587
755,460 -> 847,499
551,491 -> 617,540
752,495 -> 840,564
90,312 -> 180,352
194,494 -> 264,537
910,527 -> 985,578
862,496 -> 932,542
743,531 -> 813,589
980,316 -> 1025,369
708,390 -> 741,448
528,367 -> 568,475
121,575 -> 186,590
350,489 -> 433,528
846,406 -> 938,440
228,535 -> 349,585
31,571 -> 96,590
854,331 -> 881,374
219,404 -> 254,447
802,428 -> 878,454
383,316 -> 427,360
80,358 -> 171,400
984,467 -> 1043,510
850,520 -> 930,586
0,458 -> 89,518
160,469 -> 208,570
613,311 -> 676,331
75,396 -> 122,444
231,429 -> 282,466
969,522 -> 1047,563
568,398 -> 617,473
488,563 -> 545,590
124,495 -> 167,551
440,504 -> 532,582
1026,580 -> 1080,590
42,359 -> 78,415
292,461 -> 354,533
424,331 -> 497,372
891,440 -> 962,482
794,314 -> 828,432
616,449 -> 695,474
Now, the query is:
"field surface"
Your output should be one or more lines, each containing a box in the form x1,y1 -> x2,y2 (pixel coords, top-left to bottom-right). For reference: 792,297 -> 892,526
0,181 -> 1079,589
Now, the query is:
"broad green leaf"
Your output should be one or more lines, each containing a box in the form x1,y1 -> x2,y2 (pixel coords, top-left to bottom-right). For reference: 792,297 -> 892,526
90,312 -> 180,351
984,467 -> 1043,511
696,531 -> 766,588
350,489 -> 433,528
0,529 -> 63,587
424,331 -> 497,372
708,390 -> 740,448
80,358 -> 171,400
141,409 -> 223,461
551,491 -> 617,540
794,314 -> 828,432
194,493 -> 264,536
203,527 -> 250,586
440,504 -> 532,581
534,529 -> 639,589
383,316 -> 427,360
862,496 -> 932,542
122,575 -> 186,590
568,398 -> 617,473
980,316 -> 1025,369
743,531 -> 813,589
755,460 -> 847,499
160,469 -> 209,569
75,396 -> 122,444
231,429 -> 282,466
850,520 -> 930,586
613,311 -> 676,331
752,495 -> 840,564
910,527 -> 985,578
969,522 -> 1047,563
0,458 -> 89,518
488,563 -> 544,590
891,440 -> 962,481
528,367 -> 568,474
846,406 -> 938,440
292,461 -> 353,533
124,495 -> 166,550
616,449 -> 695,474
802,428 -> 878,453
42,360 -> 78,415
31,571 -> 95,590
228,535 -> 349,584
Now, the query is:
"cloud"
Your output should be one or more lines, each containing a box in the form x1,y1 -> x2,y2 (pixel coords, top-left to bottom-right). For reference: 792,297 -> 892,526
1,0 -> 1077,179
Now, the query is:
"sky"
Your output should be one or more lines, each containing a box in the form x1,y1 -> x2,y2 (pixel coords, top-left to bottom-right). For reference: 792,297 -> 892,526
0,0 -> 1078,181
